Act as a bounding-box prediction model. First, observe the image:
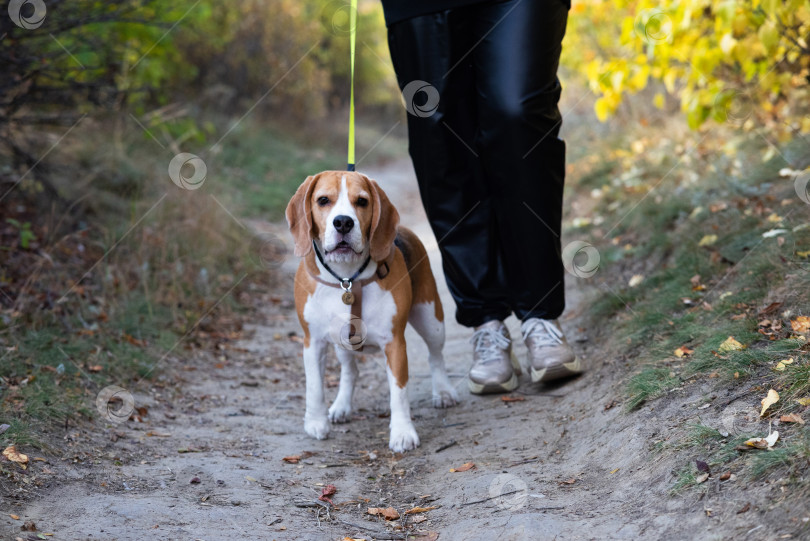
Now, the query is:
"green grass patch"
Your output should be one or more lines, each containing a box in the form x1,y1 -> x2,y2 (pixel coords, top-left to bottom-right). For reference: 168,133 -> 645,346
626,367 -> 679,410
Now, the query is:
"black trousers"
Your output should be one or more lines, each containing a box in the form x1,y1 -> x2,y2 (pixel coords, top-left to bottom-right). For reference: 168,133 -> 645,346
386,0 -> 570,328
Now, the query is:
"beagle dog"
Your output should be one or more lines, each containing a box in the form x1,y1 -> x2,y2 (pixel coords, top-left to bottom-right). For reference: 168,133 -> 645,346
285,171 -> 458,452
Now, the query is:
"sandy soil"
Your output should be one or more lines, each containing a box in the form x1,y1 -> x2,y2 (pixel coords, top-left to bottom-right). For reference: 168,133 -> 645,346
1,160 -> 804,541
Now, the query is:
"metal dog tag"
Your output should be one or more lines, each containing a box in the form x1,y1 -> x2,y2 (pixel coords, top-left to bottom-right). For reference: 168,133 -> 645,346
341,291 -> 355,305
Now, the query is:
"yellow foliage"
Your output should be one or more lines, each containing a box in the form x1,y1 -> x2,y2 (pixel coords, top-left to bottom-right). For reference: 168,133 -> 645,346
562,0 -> 810,135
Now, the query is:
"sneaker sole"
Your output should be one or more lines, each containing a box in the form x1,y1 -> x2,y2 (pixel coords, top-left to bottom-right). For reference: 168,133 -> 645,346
530,357 -> 583,383
468,353 -> 522,395
468,372 -> 519,394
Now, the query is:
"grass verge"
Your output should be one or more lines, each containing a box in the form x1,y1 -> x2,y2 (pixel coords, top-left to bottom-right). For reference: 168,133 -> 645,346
565,122 -> 810,491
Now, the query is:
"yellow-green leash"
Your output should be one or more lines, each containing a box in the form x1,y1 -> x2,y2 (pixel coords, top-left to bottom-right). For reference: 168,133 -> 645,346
347,0 -> 357,171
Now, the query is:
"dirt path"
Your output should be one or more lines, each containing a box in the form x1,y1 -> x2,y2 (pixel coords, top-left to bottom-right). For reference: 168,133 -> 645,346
2,160 -> 794,540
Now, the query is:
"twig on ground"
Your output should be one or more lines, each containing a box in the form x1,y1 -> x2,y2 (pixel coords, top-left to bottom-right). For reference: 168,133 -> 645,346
506,456 -> 540,468
435,440 -> 457,453
462,489 -> 522,506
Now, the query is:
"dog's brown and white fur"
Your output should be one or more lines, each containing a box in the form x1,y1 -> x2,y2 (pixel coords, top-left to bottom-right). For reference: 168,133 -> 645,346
285,171 -> 458,452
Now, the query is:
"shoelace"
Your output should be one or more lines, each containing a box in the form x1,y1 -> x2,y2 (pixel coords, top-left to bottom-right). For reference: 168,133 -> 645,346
470,325 -> 511,364
521,318 -> 564,347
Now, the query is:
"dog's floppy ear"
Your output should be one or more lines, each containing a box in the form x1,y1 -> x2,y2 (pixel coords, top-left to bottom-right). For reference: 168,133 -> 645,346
367,177 -> 399,262
285,174 -> 320,257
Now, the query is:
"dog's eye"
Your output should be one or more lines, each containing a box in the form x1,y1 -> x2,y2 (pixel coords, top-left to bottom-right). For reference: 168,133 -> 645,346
356,197 -> 368,207
316,196 -> 330,206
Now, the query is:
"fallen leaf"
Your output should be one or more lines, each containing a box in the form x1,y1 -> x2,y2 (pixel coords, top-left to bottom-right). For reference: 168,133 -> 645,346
698,234 -> 718,247
736,502 -> 751,514
2,445 -> 28,469
719,471 -> 731,481
674,346 -> 694,358
21,520 -> 36,531
9,514 -> 19,520
411,514 -> 428,524
404,506 -> 438,514
780,413 -> 805,425
696,473 -> 710,484
758,302 -> 783,315
628,274 -> 644,287
282,455 -> 301,464
367,507 -> 400,520
87,365 -> 103,373
718,336 -> 744,353
798,397 -> 810,406
744,431 -> 779,449
609,468 -> 619,474
558,478 -> 577,485
318,484 -> 337,504
500,396 -> 525,402
190,477 -> 201,484
760,389 -> 780,417
696,460 -> 710,474
791,316 -> 810,334
773,358 -> 794,371
762,228 -> 788,238
450,462 -> 475,472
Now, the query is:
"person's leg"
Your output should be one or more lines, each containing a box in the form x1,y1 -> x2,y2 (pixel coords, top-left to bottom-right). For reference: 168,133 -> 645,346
469,0 -> 582,383
386,11 -> 511,328
471,0 -> 570,321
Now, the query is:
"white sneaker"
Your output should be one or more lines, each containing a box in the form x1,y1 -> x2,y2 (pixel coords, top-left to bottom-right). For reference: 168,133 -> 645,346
521,318 -> 582,383
468,320 -> 522,394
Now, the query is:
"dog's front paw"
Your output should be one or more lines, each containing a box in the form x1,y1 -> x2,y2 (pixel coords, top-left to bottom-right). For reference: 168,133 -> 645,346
328,401 -> 352,424
388,422 -> 420,453
432,379 -> 460,408
304,416 -> 330,440
433,389 -> 459,408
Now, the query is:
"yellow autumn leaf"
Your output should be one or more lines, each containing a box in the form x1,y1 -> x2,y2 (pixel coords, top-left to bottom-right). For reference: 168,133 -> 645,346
790,316 -> 810,334
674,346 -> 694,358
698,234 -> 718,247
404,506 -> 438,515
798,397 -> 810,406
745,430 -> 779,449
2,445 -> 28,469
796,250 -> 810,259
718,336 -> 744,353
594,97 -> 610,122
773,358 -> 794,371
760,389 -> 780,417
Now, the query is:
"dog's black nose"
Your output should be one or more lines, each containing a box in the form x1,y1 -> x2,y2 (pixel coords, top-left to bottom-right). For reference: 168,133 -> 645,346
333,215 -> 354,234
